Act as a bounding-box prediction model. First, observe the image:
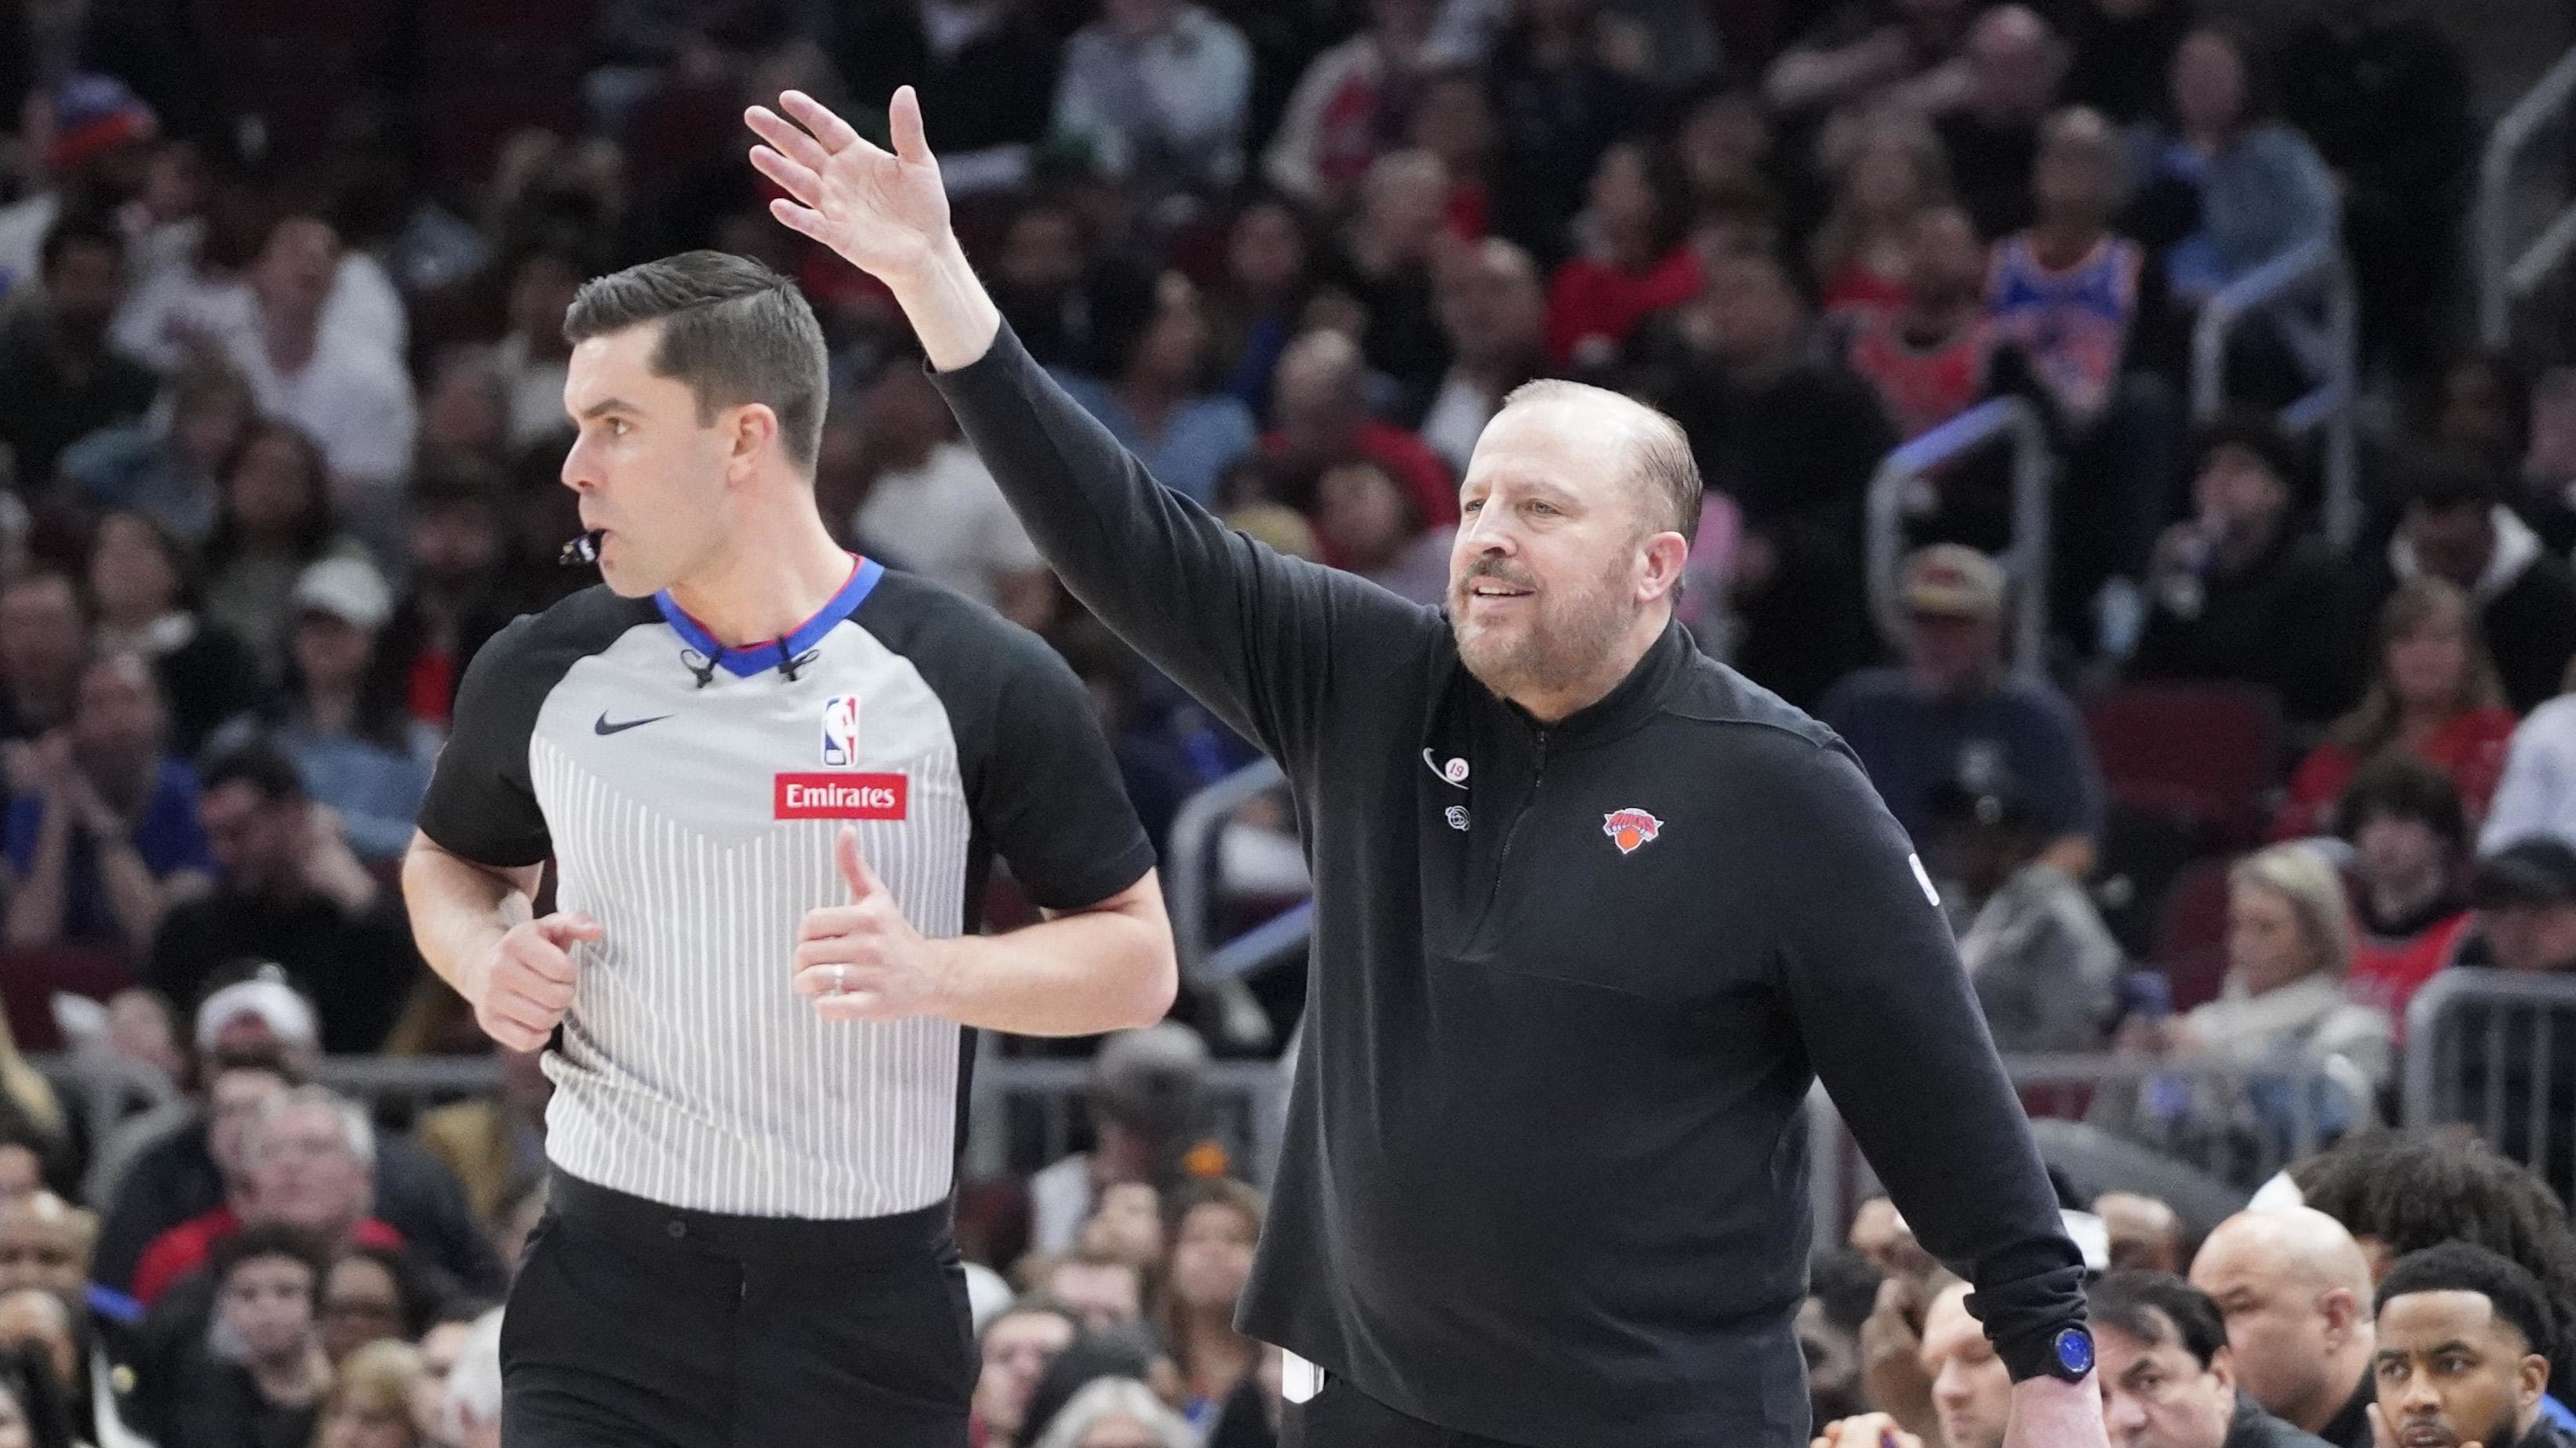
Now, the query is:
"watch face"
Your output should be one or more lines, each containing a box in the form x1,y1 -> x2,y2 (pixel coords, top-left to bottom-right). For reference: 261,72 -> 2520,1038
2056,1327 -> 2096,1378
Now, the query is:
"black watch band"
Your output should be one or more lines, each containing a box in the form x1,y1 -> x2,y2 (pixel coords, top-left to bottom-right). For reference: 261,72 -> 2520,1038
2042,1327 -> 2096,1382
1997,1323 -> 2096,1383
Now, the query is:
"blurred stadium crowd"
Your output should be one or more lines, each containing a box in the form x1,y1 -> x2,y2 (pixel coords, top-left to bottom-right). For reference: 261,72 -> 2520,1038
0,0 -> 2571,1443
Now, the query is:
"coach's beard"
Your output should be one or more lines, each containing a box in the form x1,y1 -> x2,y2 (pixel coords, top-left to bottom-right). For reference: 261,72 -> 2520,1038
1450,555 -> 1636,708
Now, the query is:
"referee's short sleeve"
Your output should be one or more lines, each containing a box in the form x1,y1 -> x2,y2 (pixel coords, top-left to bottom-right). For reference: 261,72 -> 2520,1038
975,636 -> 1157,911
418,615 -> 553,869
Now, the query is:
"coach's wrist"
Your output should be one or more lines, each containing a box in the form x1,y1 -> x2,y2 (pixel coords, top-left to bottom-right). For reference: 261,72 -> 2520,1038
886,237 -> 1001,374
2004,1373 -> 2109,1448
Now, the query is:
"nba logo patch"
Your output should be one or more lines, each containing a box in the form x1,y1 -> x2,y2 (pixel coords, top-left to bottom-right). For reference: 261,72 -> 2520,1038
820,695 -> 861,766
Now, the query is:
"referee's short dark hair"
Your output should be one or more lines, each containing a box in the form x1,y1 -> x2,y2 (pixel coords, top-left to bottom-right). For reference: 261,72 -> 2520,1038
563,250 -> 831,469
2379,1242 -> 2559,1362
2087,1270 -> 2228,1369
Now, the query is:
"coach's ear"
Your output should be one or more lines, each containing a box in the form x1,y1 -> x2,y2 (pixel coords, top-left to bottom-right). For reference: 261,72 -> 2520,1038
723,401 -> 784,483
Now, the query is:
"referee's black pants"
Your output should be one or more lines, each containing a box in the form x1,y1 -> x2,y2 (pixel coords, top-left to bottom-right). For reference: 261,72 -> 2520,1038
501,1170 -> 973,1448
1283,1372 -> 1531,1448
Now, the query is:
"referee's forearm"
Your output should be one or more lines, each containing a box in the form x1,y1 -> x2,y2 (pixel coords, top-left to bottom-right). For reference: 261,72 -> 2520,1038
402,831 -> 534,1001
929,886 -> 1176,1037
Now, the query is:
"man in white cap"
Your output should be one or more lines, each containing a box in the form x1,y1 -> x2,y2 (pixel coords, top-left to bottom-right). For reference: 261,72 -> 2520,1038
273,553 -> 434,862
92,975 -> 501,1300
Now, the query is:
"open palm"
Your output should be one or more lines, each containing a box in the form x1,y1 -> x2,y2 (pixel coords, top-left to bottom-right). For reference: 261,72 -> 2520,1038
745,86 -> 950,283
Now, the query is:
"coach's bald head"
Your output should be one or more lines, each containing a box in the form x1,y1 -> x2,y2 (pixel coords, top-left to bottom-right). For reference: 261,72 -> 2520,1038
1449,382 -> 1699,722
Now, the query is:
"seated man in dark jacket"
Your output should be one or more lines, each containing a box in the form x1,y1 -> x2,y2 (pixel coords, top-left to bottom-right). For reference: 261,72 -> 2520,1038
2087,1269 -> 2336,1448
147,744 -> 422,1055
2129,415 -> 2353,729
2353,452 -> 2576,716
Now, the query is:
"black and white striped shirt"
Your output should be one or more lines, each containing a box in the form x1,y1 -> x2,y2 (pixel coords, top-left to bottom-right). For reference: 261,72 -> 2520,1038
417,557 -> 1153,1219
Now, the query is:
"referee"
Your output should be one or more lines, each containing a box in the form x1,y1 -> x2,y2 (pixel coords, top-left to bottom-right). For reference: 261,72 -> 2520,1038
400,252 -> 1174,1448
749,90 -> 2112,1448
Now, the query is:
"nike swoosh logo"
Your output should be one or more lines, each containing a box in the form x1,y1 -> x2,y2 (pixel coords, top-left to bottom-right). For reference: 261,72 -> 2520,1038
593,713 -> 670,736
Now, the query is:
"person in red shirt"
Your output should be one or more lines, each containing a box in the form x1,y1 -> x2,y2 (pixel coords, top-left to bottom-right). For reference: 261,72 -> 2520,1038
2273,576 -> 2518,842
2335,755 -> 2474,1025
132,1087 -> 404,1307
1846,203 -> 2002,442
1811,107 -> 1952,321
1408,70 -> 1495,244
1259,328 -> 1455,528
1542,139 -> 1700,374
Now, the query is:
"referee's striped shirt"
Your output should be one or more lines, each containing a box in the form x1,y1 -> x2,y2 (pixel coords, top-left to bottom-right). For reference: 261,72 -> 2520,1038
415,557 -> 1154,1220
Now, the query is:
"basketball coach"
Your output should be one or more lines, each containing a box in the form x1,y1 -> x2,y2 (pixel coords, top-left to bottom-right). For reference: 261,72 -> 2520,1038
747,87 -> 2110,1448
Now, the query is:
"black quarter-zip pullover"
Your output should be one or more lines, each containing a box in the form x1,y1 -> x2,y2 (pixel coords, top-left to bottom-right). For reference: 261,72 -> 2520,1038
934,322 -> 2086,1448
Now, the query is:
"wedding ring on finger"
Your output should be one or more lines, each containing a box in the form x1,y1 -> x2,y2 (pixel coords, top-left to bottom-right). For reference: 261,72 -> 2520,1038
831,965 -> 850,997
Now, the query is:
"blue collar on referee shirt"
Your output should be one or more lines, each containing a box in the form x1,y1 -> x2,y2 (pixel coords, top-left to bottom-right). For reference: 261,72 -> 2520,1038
654,554 -> 886,679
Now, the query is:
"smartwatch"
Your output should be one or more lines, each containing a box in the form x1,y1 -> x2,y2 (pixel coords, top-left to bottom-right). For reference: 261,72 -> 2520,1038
2046,1327 -> 2096,1382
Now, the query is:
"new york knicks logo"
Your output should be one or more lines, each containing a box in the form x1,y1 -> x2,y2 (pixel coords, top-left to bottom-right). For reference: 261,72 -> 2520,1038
821,695 -> 862,766
1602,808 -> 1663,855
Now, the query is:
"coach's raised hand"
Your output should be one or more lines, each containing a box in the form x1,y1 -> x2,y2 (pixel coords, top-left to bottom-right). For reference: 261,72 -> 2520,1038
794,827 -> 954,1023
470,910 -> 600,1052
744,86 -> 1000,371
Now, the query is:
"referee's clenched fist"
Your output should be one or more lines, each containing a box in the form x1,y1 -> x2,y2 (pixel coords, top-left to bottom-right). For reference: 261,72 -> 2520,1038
468,910 -> 600,1052
792,826 -> 951,1023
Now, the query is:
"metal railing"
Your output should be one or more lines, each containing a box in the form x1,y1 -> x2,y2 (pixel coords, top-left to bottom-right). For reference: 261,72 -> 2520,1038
1810,1052 -> 2372,1239
34,1049 -> 179,1160
2190,235 -> 2361,549
2480,44 -> 2576,350
1164,758 -> 1300,1053
1201,900 -> 1313,983
36,1044 -> 1295,1191
963,1053 -> 1291,1189
1864,396 -> 2052,678
1164,757 -> 1289,977
2403,969 -> 2576,1199
42,1041 -> 2375,1236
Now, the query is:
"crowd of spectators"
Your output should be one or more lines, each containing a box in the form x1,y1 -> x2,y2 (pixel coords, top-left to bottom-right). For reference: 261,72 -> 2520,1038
1813,1128 -> 2576,1448
0,0 -> 2567,1442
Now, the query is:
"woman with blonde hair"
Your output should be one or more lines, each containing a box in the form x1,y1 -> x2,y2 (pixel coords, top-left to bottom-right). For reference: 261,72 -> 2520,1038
313,1339 -> 426,1448
2273,576 -> 2517,840
2108,842 -> 2389,1166
2125,843 -> 2392,1110
1810,107 -> 1952,319
0,1004 -> 64,1182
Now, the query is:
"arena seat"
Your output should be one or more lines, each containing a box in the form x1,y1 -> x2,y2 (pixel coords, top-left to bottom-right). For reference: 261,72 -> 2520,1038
0,945 -> 137,1052
2152,855 -> 2238,1012
2094,804 -> 2205,962
2085,682 -> 2283,850
192,0 -> 398,162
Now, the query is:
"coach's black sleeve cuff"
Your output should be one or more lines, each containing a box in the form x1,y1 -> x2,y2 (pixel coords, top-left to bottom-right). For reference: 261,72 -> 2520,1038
1969,1262 -> 2094,1382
